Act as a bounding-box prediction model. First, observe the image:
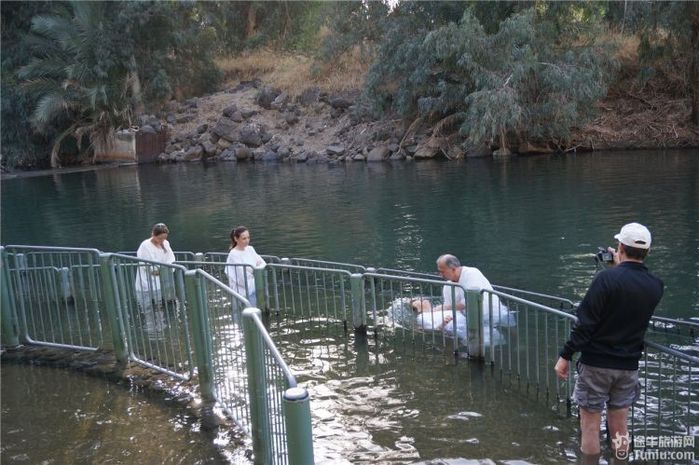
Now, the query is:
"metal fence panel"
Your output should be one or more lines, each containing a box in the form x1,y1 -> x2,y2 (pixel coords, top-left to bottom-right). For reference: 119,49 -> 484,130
267,263 -> 353,327
632,342 -> 699,439
108,253 -> 193,379
4,245 -> 104,350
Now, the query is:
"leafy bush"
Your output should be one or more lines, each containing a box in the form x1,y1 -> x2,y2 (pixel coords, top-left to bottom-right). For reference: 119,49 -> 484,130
364,6 -> 617,149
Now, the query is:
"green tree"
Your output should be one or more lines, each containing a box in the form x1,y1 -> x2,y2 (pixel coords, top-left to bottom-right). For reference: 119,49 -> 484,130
633,1 -> 699,124
364,5 -> 616,151
19,2 -> 135,168
16,1 -> 222,168
1,1 -> 55,169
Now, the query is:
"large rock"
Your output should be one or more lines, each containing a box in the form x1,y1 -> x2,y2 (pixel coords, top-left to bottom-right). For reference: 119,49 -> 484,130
261,150 -> 279,162
184,145 -> 203,161
277,146 -> 291,159
493,147 -> 513,158
239,123 -> 264,147
217,138 -> 232,150
367,145 -> 390,162
222,104 -> 238,118
413,137 -> 445,159
234,145 -> 252,161
465,143 -> 491,158
219,148 -> 236,161
326,144 -> 346,156
255,86 -> 282,110
270,92 -> 289,111
176,114 -> 195,124
202,140 -> 217,156
211,117 -> 238,142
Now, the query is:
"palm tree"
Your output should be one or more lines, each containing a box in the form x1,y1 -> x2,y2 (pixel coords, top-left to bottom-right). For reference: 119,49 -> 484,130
19,2 -> 136,168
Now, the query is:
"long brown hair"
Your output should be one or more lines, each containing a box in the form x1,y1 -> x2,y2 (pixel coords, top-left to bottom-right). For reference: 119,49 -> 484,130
230,226 -> 248,250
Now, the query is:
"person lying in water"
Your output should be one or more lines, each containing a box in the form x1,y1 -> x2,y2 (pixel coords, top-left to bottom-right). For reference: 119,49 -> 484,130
410,297 -> 465,333
409,297 -> 505,346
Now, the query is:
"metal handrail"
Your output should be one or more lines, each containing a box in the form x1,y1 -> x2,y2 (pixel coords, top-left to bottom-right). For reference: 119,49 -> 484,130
189,267 -> 251,308
645,339 -> 699,364
287,258 -> 367,272
483,289 -> 578,321
247,309 -> 297,388
6,245 -> 102,254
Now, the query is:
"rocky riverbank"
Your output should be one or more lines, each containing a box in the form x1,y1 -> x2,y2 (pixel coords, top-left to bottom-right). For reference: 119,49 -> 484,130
148,79 -> 699,166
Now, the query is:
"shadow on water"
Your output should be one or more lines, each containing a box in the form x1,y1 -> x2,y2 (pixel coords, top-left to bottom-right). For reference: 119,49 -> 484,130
0,364 -> 250,465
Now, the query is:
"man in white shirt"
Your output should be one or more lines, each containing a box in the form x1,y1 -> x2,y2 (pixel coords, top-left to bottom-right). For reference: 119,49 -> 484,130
437,254 -> 514,328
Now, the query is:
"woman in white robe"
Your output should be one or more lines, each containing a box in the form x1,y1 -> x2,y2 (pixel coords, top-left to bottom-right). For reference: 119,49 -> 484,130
225,226 -> 266,306
134,222 -> 176,303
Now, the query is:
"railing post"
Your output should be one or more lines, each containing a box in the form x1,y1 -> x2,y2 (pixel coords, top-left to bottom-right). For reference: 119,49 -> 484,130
243,307 -> 272,465
0,247 -> 19,347
366,268 -> 378,323
466,287 -> 484,360
253,265 -> 268,312
99,254 -> 128,364
184,270 -> 216,402
350,273 -> 366,333
284,387 -> 315,465
58,267 -> 72,300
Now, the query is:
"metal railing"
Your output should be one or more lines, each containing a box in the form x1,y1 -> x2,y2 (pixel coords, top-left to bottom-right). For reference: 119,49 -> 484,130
117,250 -> 198,263
267,261 -> 354,327
4,247 -> 697,463
176,260 -> 262,308
632,341 -> 699,439
1,246 -> 314,465
106,253 -> 193,379
481,289 -> 577,413
183,269 -> 313,465
287,258 -> 366,274
3,245 -> 104,350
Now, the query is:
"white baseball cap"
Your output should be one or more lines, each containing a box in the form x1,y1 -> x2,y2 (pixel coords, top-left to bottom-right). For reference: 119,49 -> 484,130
614,222 -> 651,249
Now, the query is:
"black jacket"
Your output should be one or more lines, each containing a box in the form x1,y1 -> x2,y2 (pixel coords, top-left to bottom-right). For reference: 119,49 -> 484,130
560,261 -> 664,370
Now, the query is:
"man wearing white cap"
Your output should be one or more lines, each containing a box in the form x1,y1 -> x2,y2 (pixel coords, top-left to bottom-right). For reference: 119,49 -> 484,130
554,222 -> 664,464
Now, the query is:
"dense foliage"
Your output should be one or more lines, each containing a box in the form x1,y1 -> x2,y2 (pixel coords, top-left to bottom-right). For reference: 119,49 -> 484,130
2,1 -> 697,169
3,1 -> 222,168
364,4 -> 617,149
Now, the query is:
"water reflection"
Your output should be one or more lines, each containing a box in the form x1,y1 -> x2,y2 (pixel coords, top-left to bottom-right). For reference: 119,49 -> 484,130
3,150 -> 696,318
1,364 -> 248,465
270,319 -> 578,464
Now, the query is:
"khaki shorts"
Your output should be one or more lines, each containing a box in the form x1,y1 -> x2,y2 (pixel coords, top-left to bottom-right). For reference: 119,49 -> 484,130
573,362 -> 640,412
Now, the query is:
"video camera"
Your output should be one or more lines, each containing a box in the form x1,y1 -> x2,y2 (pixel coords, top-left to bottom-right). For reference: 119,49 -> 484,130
595,247 -> 614,264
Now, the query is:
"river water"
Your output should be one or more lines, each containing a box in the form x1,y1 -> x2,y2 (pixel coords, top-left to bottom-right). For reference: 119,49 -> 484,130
2,150 -> 698,463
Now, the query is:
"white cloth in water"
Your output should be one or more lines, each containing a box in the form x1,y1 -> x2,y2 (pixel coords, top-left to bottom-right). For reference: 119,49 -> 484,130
134,238 -> 176,302
442,266 -> 516,328
414,309 -> 505,346
416,309 -> 466,338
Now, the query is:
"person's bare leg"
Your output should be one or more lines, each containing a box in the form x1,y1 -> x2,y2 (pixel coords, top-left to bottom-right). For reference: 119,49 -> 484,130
580,408 -> 602,455
607,407 -> 630,463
